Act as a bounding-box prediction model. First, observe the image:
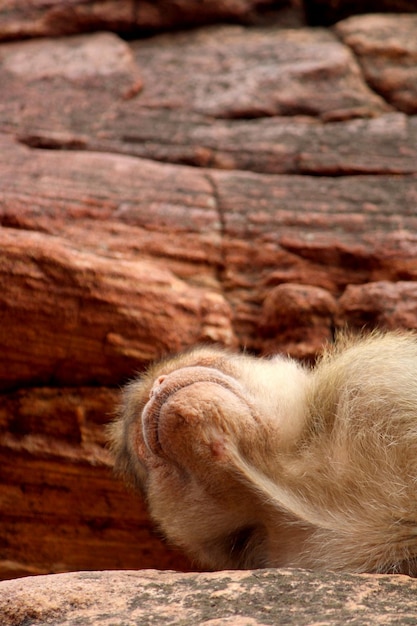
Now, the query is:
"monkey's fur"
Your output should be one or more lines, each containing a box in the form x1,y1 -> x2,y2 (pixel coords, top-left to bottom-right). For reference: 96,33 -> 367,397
109,332 -> 417,575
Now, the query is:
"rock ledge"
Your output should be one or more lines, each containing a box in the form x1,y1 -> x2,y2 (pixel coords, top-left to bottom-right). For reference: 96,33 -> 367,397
2,568 -> 417,626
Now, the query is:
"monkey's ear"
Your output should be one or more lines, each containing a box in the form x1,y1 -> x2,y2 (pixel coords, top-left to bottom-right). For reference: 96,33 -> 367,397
106,384 -> 149,493
106,415 -> 127,474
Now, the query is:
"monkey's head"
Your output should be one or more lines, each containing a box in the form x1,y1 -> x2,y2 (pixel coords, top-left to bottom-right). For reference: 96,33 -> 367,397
108,345 -> 309,569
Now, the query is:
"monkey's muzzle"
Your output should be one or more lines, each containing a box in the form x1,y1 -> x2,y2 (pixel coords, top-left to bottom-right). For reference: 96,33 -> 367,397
141,365 -> 256,461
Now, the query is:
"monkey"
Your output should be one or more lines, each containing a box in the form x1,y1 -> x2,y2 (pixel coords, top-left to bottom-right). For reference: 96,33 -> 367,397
108,331 -> 417,576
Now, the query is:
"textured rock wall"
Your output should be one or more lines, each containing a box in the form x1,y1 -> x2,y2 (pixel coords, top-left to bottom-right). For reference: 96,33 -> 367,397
0,0 -> 294,40
0,2 -> 417,581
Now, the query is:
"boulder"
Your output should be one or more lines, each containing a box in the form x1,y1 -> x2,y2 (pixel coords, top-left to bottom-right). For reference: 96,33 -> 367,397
338,281 -> 417,330
336,14 -> 417,114
259,284 -> 338,358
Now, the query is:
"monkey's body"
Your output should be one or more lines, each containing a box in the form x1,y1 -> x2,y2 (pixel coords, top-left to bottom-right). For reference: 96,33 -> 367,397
110,332 -> 417,575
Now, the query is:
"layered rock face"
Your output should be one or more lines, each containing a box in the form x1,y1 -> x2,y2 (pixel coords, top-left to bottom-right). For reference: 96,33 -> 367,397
1,1 -> 417,584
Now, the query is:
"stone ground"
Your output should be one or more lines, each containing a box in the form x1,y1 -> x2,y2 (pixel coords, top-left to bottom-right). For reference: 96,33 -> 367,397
3,568 -> 417,626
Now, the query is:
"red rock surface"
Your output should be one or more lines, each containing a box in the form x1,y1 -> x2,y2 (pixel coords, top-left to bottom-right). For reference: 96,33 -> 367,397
335,14 -> 417,114
0,5 -> 417,584
129,26 -> 388,120
0,0 -> 289,40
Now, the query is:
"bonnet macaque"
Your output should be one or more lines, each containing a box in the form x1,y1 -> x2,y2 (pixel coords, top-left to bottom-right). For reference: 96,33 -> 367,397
109,332 -> 417,575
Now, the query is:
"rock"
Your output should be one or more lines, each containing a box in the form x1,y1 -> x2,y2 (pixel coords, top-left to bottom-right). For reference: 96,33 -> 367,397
0,388 -> 192,580
304,0 -> 417,25
0,134 -> 233,577
0,133 -> 222,273
131,26 -> 388,120
126,0 -> 292,31
80,111 -> 417,175
335,14 -> 417,114
0,1 -> 136,40
212,169 -> 417,348
0,28 -> 388,151
0,227 -> 236,390
0,31 -> 142,103
0,0 -> 289,41
2,568 -> 417,625
290,112 -> 417,175
2,133 -> 417,359
259,284 -> 338,358
1,28 -> 412,174
337,281 -> 417,330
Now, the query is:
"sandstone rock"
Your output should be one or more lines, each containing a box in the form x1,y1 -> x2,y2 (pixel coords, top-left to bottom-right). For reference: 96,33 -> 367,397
0,227 -> 236,390
335,14 -> 417,114
304,0 -> 417,25
2,568 -> 417,625
0,28 -> 389,154
0,31 -> 142,105
127,0 -> 292,31
0,28 -> 411,185
2,134 -> 417,358
0,0 -> 287,41
0,133 -> 222,274
0,1 -> 136,40
259,284 -> 338,358
290,112 -> 417,175
337,281 -> 417,330
131,26 -> 388,119
88,110 -> 417,175
0,387 -> 192,580
212,169 -> 417,348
